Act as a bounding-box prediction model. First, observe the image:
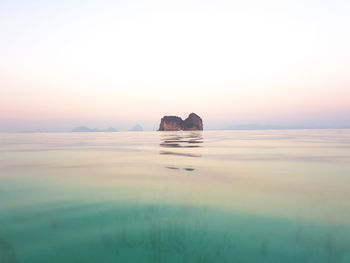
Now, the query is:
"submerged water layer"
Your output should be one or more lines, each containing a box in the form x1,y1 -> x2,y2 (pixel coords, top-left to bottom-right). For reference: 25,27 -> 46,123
0,130 -> 350,262
1,199 -> 350,263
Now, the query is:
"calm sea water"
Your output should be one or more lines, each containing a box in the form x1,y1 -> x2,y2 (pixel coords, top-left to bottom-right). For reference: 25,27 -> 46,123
0,130 -> 350,263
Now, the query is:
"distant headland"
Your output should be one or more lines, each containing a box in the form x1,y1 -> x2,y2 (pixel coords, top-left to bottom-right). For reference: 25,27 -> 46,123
158,113 -> 203,131
128,124 -> 143,132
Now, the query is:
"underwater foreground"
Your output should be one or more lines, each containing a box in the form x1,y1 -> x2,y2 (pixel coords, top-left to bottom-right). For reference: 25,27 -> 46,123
0,130 -> 350,263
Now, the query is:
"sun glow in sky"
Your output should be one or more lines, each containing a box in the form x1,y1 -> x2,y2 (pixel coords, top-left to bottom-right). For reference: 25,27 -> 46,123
1,0 -> 349,131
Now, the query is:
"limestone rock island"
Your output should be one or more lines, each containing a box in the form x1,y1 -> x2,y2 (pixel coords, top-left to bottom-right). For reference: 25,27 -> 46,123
158,113 -> 203,131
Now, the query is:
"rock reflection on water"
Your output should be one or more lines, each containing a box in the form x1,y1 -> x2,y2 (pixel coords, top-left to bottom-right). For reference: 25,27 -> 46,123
159,131 -> 203,171
160,151 -> 201,158
159,132 -> 203,149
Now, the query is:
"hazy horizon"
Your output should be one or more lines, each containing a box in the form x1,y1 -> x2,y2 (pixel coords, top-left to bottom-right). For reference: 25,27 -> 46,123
1,0 -> 350,132
4,122 -> 350,133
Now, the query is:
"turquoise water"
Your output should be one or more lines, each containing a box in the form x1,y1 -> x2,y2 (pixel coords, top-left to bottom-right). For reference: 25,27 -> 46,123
0,130 -> 350,262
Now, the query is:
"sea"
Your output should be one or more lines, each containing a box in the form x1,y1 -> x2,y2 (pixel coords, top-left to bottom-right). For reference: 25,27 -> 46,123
0,130 -> 349,263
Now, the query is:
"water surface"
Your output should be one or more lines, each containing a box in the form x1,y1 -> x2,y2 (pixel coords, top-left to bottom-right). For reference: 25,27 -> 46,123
0,130 -> 350,262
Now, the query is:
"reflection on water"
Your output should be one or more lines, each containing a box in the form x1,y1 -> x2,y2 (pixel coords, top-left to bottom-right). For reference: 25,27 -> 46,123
159,131 -> 203,149
165,166 -> 179,170
165,166 -> 195,172
160,131 -> 203,171
160,151 -> 201,158
159,131 -> 203,156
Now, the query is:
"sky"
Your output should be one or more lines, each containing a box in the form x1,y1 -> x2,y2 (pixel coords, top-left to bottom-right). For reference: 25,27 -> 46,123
0,0 -> 349,131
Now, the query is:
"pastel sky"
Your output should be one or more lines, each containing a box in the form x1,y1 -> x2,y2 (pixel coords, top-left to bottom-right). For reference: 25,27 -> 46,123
1,0 -> 349,131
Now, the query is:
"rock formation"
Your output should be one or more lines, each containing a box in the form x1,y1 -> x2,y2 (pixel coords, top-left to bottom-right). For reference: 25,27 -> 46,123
158,116 -> 184,131
158,113 -> 203,131
183,113 -> 203,131
128,124 -> 143,131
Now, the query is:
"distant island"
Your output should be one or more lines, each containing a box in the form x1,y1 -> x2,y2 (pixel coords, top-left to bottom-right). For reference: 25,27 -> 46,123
128,125 -> 143,131
158,113 -> 203,131
72,126 -> 118,132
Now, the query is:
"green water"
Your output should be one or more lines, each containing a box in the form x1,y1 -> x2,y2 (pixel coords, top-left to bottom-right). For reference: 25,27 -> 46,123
0,130 -> 350,262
